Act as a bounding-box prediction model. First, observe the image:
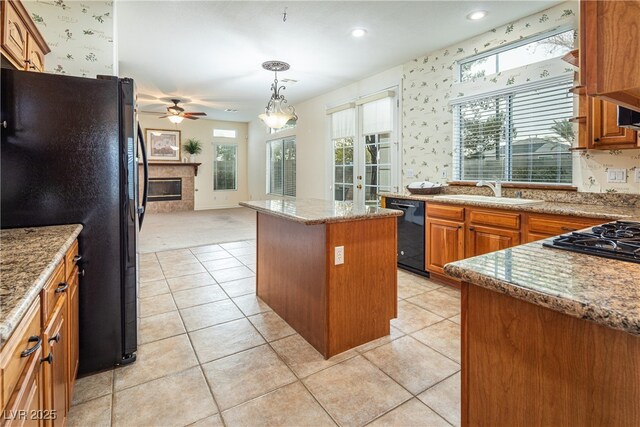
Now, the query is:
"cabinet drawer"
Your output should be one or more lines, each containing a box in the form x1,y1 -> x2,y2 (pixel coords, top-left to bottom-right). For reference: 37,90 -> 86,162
469,209 -> 520,229
64,240 -> 79,282
42,262 -> 66,325
426,204 -> 465,222
0,298 -> 41,411
527,215 -> 602,236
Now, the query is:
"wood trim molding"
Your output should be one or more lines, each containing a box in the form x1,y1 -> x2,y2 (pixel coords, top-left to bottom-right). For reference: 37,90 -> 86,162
141,162 -> 202,176
447,181 -> 578,191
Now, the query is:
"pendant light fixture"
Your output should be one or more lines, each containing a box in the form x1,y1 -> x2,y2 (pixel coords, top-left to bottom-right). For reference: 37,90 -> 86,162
258,61 -> 297,129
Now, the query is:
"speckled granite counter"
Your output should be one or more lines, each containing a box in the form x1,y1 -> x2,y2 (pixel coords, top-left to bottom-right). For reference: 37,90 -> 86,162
240,198 -> 402,225
381,192 -> 640,220
1,224 -> 82,346
444,237 -> 640,336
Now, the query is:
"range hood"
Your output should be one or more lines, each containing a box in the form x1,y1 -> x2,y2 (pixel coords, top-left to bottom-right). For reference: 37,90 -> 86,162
617,106 -> 640,130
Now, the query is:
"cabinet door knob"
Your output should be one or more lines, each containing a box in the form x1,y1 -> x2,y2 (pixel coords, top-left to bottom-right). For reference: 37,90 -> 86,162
73,255 -> 83,262
40,353 -> 53,364
469,227 -> 475,231
55,282 -> 69,293
48,333 -> 61,344
20,336 -> 42,358
594,138 -> 600,142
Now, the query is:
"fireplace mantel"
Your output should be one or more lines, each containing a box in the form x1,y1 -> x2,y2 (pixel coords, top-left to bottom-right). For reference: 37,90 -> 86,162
140,162 -> 202,176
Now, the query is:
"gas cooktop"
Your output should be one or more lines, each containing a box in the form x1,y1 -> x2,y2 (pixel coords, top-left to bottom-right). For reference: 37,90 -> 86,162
543,221 -> 640,264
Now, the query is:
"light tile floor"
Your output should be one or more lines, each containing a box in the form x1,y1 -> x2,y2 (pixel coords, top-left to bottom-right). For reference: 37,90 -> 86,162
68,240 -> 461,427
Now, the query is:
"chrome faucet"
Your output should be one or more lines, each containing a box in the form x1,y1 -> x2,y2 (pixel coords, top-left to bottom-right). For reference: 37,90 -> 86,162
476,180 -> 502,197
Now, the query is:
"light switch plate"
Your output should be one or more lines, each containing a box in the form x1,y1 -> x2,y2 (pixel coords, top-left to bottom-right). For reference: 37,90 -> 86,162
335,246 -> 344,265
406,169 -> 414,178
607,168 -> 627,183
635,168 -> 640,183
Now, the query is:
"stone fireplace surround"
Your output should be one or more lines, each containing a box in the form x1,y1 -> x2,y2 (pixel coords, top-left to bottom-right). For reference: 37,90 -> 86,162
138,163 -> 198,213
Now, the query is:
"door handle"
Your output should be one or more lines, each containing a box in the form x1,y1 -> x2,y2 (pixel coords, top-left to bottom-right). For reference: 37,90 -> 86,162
357,184 -> 362,189
138,124 -> 149,229
390,202 -> 414,209
20,336 -> 42,358
55,282 -> 69,293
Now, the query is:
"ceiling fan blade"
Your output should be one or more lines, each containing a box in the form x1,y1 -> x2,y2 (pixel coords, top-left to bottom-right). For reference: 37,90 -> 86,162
184,116 -> 199,120
183,112 -> 207,116
158,115 -> 170,118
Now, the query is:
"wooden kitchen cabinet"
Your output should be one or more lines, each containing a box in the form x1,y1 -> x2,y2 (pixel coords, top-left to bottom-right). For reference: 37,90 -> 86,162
590,97 -> 639,149
1,0 -> 50,72
580,0 -> 640,111
467,225 -> 520,258
524,213 -> 604,243
41,297 -> 67,427
0,238 -> 80,426
425,218 -> 465,276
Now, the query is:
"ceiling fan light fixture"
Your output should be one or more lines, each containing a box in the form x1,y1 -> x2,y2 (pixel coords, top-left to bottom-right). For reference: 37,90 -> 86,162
259,61 -> 298,130
168,115 -> 184,124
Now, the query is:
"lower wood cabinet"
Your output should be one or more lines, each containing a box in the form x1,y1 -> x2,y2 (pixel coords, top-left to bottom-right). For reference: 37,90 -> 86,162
466,225 -> 521,258
424,202 -> 607,284
0,239 -> 80,426
425,218 -> 465,276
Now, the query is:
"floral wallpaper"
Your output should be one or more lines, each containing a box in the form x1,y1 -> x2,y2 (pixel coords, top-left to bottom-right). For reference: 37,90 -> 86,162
23,0 -> 114,77
401,1 -> 639,194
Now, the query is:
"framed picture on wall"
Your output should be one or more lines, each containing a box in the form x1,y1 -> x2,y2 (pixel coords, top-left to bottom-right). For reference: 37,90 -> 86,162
146,129 -> 181,162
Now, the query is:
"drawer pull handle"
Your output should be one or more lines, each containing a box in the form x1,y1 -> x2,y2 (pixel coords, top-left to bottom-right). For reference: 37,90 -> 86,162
20,336 -> 42,357
40,353 -> 53,364
561,227 -> 577,232
73,255 -> 83,262
49,333 -> 61,344
55,282 -> 69,293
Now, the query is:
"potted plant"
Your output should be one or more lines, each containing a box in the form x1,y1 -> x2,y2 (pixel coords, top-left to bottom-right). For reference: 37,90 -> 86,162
183,138 -> 202,162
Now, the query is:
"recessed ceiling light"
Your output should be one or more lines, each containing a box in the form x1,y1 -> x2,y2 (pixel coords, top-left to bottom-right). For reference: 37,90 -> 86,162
467,10 -> 487,20
351,28 -> 367,38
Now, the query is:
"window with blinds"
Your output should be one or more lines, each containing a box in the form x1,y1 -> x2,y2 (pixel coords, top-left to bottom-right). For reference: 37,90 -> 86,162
453,79 -> 574,184
214,144 -> 237,191
268,137 -> 296,197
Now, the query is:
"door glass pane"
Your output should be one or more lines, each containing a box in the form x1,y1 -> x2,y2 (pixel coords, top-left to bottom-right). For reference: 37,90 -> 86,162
344,166 -> 353,183
335,167 -> 344,183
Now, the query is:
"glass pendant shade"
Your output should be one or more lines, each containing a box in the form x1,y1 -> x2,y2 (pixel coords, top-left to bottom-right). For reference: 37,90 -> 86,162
258,61 -> 297,129
168,115 -> 184,124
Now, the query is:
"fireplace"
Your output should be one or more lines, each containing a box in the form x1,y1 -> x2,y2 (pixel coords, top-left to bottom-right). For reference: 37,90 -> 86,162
148,178 -> 182,202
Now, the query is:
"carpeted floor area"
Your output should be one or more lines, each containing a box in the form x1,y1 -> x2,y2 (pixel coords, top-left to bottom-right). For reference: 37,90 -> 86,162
138,207 -> 256,253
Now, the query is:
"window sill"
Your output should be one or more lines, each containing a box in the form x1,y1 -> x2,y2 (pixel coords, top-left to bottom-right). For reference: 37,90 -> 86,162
447,181 -> 577,191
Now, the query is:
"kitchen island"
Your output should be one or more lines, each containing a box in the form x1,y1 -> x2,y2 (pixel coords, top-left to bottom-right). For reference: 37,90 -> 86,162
444,235 -> 640,426
239,199 -> 402,358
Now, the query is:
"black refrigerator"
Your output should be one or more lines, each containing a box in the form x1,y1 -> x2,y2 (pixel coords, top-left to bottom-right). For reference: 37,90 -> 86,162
1,69 -> 149,375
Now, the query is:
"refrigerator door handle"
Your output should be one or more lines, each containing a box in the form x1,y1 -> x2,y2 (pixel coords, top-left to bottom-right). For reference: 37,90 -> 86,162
137,124 -> 149,228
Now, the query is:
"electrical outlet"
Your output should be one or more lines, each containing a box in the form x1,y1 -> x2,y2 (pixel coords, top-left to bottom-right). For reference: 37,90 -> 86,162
635,168 -> 640,183
334,246 -> 344,265
440,169 -> 447,179
607,168 -> 627,183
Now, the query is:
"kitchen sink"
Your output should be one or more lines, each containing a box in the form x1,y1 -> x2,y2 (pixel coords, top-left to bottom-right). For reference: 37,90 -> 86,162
432,195 -> 543,205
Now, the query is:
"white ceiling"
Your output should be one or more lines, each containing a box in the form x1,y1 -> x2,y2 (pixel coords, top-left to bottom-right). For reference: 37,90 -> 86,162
117,1 -> 560,123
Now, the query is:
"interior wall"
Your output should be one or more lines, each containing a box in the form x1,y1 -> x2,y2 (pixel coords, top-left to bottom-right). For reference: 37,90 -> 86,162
401,1 -> 639,194
247,66 -> 403,201
139,112 -> 249,210
24,0 -> 115,77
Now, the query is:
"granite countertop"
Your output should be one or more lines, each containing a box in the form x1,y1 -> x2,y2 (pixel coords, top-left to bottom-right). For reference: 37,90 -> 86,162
444,235 -> 640,336
239,198 -> 403,225
1,224 -> 83,347
380,192 -> 640,220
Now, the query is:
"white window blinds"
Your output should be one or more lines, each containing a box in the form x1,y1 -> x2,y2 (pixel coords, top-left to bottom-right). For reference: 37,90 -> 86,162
268,137 -> 296,197
331,108 -> 355,139
362,97 -> 393,135
452,78 -> 574,184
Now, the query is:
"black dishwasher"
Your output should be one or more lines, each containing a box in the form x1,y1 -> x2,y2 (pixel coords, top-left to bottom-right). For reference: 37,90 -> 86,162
386,198 -> 427,276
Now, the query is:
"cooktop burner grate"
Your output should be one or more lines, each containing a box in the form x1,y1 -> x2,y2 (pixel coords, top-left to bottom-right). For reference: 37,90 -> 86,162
543,221 -> 640,264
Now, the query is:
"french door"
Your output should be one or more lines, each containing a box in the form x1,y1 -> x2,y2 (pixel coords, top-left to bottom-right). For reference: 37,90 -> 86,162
332,94 -> 399,206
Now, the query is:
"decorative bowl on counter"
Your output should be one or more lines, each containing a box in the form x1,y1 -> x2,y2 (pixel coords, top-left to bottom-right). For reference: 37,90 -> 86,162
406,185 -> 443,195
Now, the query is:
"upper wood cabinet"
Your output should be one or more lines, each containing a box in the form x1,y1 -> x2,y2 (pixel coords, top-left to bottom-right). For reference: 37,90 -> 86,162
581,0 -> 640,111
590,97 -> 639,150
1,0 -> 50,72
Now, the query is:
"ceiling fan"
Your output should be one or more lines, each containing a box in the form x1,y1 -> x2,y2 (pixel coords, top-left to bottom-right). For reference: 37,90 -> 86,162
159,99 -> 207,124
